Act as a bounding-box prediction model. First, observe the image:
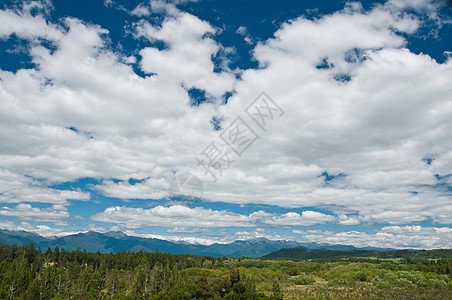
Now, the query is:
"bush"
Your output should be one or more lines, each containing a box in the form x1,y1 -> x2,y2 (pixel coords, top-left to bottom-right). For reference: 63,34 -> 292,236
375,279 -> 392,289
354,272 -> 368,282
328,277 -> 355,286
395,277 -> 414,287
289,275 -> 316,285
426,278 -> 447,288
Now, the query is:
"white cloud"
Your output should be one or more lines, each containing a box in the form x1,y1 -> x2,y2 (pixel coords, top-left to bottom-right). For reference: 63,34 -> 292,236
259,211 -> 336,226
0,220 -> 80,237
0,15 -> 220,183
91,205 -> 336,229
0,1 -> 61,41
234,228 -> 294,241
0,203 -> 69,225
94,178 -> 169,200
124,230 -> 231,245
103,0 -> 113,8
92,205 -> 249,229
388,0 -> 442,13
337,214 -> 361,225
294,225 -> 452,249
236,26 -> 253,45
194,1 -> 452,226
251,2 -> 417,71
0,169 -> 90,205
136,11 -> 236,97
130,3 -> 151,17
166,227 -> 212,234
0,0 -> 450,242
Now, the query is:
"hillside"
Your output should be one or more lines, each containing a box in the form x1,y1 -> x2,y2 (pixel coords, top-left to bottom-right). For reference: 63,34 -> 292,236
262,247 -> 452,260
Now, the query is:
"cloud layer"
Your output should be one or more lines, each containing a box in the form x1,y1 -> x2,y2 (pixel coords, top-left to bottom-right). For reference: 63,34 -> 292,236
0,0 -> 451,249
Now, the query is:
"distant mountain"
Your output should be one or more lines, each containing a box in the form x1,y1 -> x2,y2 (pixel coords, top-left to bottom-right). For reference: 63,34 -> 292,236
38,231 -> 217,255
262,247 -> 452,260
0,229 -> 50,247
208,238 -> 302,257
0,238 -> 11,247
0,229 -> 393,258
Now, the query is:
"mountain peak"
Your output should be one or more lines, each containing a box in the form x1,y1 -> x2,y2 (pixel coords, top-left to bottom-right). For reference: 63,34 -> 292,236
104,231 -> 128,239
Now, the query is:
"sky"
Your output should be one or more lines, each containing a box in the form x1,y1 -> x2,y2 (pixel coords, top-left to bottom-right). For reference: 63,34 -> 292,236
0,0 -> 451,249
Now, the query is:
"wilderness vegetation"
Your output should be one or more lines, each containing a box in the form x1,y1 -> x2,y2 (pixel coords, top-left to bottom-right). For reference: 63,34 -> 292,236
0,244 -> 451,299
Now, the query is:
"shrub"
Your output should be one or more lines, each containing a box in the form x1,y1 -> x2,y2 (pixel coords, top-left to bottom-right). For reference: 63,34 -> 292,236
328,277 -> 355,286
289,275 -> 316,285
395,278 -> 414,288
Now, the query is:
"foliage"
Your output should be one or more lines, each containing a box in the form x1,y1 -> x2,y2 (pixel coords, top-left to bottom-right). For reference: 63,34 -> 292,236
262,247 -> 452,261
0,244 -> 450,299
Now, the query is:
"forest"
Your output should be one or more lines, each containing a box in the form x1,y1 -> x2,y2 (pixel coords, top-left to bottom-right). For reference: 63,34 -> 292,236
0,244 -> 451,299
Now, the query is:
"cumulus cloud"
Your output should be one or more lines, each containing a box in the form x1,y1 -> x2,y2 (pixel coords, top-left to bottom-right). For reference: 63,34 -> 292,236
0,1 -> 61,41
0,0 -> 451,244
0,203 -> 69,225
196,0 -> 452,226
0,169 -> 90,205
136,10 -> 236,97
234,228 -> 294,241
253,210 -> 336,226
1,14 -> 219,183
91,205 -> 335,229
94,178 -> 169,200
294,225 -> 452,249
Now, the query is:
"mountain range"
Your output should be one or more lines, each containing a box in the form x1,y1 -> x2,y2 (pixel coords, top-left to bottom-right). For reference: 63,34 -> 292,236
0,229 -> 392,258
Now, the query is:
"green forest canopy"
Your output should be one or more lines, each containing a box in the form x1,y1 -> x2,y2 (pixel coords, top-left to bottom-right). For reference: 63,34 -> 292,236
0,244 -> 451,299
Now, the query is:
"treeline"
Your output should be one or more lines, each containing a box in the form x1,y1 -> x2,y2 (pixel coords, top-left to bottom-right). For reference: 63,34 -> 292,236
262,247 -> 452,260
0,244 -> 451,299
0,244 -> 282,299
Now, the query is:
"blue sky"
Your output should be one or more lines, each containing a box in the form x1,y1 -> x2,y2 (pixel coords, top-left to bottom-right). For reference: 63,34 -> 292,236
0,0 -> 451,249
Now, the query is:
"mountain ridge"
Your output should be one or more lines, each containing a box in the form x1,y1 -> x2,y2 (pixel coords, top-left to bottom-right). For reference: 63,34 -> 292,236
0,229 -> 394,258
